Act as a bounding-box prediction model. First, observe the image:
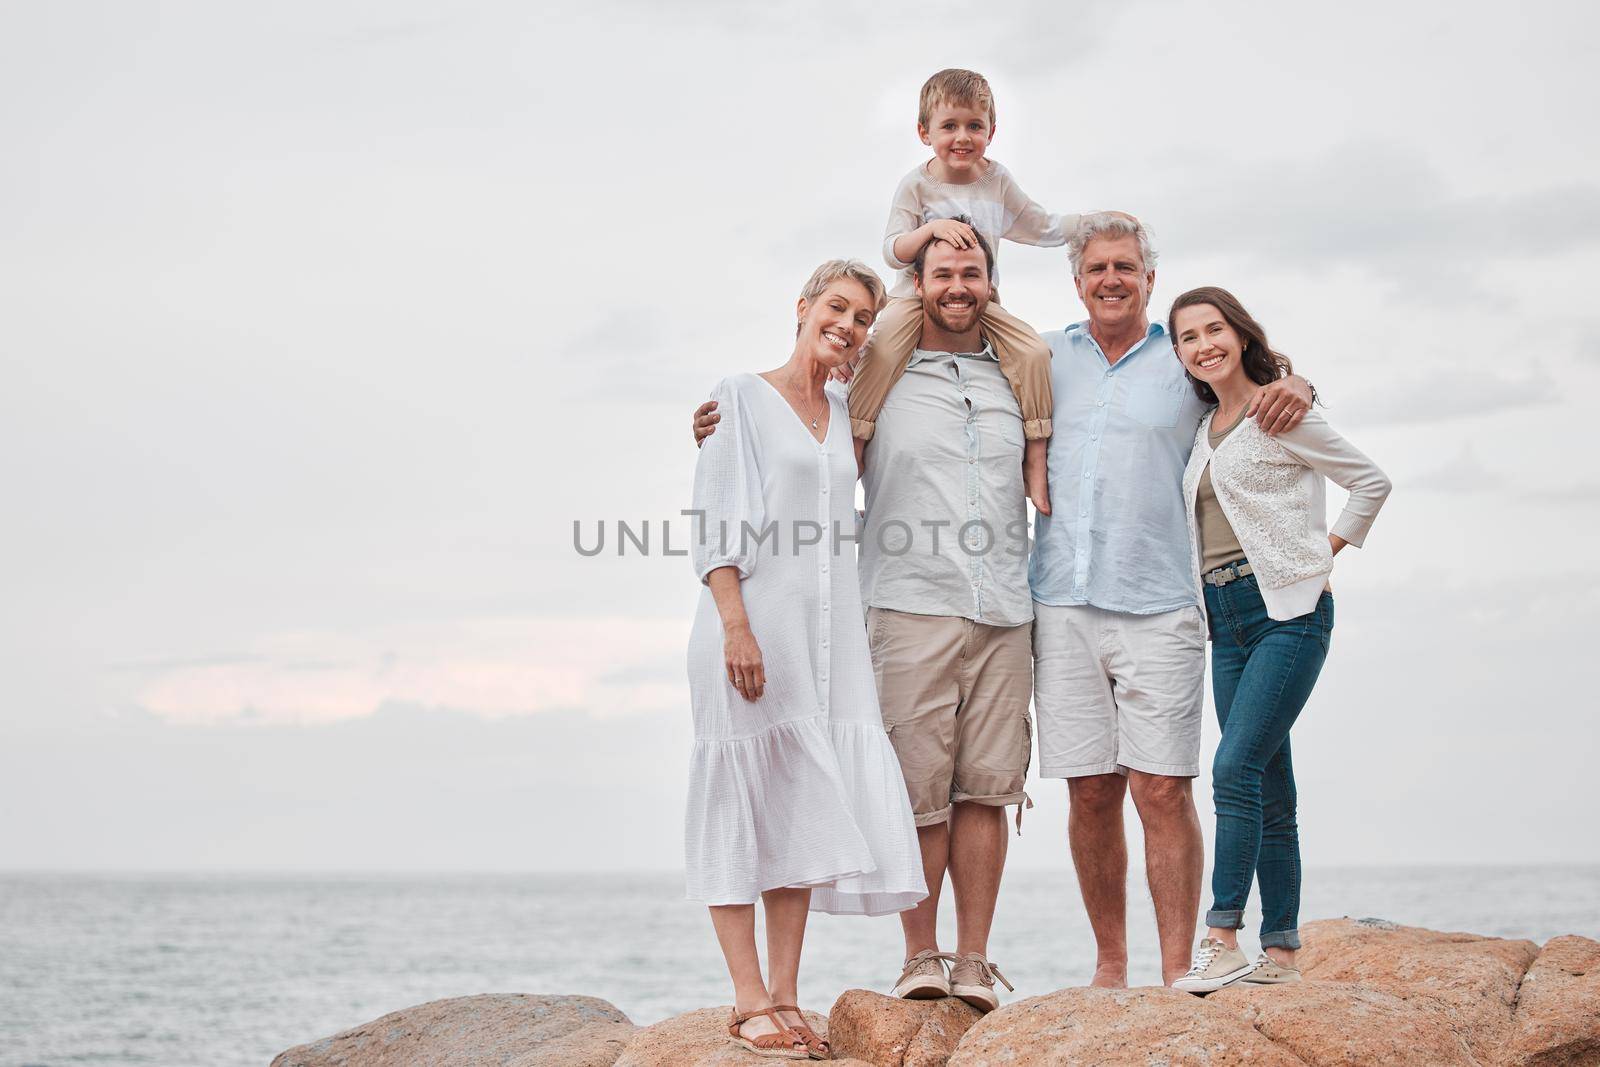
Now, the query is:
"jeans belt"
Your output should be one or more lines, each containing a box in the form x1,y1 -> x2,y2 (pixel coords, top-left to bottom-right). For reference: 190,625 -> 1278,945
1203,561 -> 1254,587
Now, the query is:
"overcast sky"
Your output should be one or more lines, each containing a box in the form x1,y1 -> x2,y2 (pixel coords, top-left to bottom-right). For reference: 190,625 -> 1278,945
2,0 -> 1597,872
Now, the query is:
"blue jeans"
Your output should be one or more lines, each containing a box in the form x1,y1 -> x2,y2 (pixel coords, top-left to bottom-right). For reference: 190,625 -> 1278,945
1202,569 -> 1333,951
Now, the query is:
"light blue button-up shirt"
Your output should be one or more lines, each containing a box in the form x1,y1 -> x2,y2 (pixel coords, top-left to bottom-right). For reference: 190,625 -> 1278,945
1028,321 -> 1211,614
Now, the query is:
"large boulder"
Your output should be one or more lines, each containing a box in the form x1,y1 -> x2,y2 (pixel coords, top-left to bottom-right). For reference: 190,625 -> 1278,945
270,993 -> 636,1067
613,1005 -> 871,1067
947,986 -> 1302,1066
1505,934 -> 1600,1066
940,921 -> 1584,1067
1210,980 -> 1475,1065
1295,918 -> 1539,1063
826,989 -> 982,1066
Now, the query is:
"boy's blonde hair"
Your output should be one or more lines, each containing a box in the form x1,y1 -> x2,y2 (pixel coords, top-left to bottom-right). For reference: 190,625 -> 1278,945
918,68 -> 996,128
799,258 -> 887,312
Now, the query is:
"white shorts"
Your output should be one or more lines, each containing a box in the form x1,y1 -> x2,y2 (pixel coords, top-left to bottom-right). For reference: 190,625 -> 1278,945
1032,602 -> 1205,778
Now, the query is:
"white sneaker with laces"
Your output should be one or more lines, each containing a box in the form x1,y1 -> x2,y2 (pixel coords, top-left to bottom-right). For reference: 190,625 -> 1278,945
1171,937 -> 1254,994
1241,953 -> 1301,984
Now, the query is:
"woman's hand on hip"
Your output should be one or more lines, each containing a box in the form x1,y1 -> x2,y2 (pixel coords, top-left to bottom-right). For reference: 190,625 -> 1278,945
724,624 -> 766,701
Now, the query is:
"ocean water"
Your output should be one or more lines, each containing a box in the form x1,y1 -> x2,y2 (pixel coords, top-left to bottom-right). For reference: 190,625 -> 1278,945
2,867 -> 1597,1067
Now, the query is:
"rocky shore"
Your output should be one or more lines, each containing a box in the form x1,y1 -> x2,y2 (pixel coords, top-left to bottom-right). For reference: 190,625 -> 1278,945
271,918 -> 1600,1066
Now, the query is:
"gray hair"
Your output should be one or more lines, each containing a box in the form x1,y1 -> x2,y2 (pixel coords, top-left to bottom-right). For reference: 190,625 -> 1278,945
1067,213 -> 1159,278
799,258 -> 888,312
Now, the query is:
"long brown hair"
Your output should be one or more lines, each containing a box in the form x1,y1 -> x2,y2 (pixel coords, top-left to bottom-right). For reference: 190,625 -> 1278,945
1167,286 -> 1293,404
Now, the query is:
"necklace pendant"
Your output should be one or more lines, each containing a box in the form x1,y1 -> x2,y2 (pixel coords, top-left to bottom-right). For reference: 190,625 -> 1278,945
811,417 -> 819,428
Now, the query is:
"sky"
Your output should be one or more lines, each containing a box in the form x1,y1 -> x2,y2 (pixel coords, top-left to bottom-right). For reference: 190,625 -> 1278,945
2,0 -> 1598,872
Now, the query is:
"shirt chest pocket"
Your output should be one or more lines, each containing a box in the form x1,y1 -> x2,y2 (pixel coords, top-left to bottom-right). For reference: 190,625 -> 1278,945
1125,381 -> 1185,428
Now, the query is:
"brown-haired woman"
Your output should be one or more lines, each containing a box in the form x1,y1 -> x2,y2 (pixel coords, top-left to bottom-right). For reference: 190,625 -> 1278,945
1165,287 -> 1392,994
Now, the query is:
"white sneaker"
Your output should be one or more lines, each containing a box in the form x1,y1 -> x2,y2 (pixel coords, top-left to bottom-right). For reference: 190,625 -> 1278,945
1171,938 -> 1254,994
1241,953 -> 1301,984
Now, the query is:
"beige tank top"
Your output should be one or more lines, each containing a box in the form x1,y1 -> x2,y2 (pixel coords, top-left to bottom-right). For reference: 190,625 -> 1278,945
1197,409 -> 1247,576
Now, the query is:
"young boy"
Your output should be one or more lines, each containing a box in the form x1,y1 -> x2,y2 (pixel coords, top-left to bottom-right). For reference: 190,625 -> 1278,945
848,68 -> 1114,514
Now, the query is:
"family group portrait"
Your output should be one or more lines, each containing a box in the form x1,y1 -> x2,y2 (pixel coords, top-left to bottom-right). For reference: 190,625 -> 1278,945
3,2 -> 1596,1066
678,66 -> 1389,1059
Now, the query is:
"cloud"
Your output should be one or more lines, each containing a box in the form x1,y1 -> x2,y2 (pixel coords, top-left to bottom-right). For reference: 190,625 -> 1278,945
1406,446 -> 1498,494
1336,365 -> 1556,426
1152,140 -> 1600,292
1523,482 -> 1600,504
129,616 -> 691,725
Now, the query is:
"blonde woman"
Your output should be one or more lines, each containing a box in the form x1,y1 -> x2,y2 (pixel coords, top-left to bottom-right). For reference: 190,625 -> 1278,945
1167,286 -> 1391,993
686,260 -> 926,1057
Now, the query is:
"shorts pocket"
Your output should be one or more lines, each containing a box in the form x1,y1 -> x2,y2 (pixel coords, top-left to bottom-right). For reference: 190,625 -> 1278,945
1126,381 -> 1185,428
868,607 -> 888,652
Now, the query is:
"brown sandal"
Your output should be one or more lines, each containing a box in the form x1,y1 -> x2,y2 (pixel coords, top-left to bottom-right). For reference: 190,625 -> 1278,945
770,1005 -> 830,1059
726,1007 -> 810,1059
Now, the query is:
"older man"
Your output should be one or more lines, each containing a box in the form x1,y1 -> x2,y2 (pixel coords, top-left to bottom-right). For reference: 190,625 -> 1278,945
1030,213 -> 1312,988
694,225 -> 1031,1013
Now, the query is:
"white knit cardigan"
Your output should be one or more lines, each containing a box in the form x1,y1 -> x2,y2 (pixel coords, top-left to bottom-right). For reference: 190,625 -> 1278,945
1182,408 -> 1392,622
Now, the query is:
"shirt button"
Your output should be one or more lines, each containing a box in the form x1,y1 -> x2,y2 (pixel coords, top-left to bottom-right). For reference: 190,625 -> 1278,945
1091,433 -> 1098,441
822,604 -> 830,612
1083,471 -> 1091,478
1097,400 -> 1105,407
821,486 -> 829,494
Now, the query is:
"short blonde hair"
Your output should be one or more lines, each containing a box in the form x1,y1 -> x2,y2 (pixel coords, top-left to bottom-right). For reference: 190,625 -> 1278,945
918,68 -> 996,128
799,258 -> 887,312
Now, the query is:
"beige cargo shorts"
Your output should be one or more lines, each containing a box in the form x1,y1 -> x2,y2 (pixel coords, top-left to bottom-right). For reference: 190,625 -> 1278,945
866,607 -> 1033,827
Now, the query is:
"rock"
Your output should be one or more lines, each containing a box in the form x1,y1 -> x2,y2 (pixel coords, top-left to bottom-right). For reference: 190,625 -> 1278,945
1296,918 -> 1539,1063
614,1005 -> 843,1067
1506,934 -> 1600,1066
1210,980 -> 1475,1065
947,986 -> 1302,1066
524,1021 -> 641,1066
270,922 -> 1600,1067
270,993 -> 636,1067
826,989 -> 982,1066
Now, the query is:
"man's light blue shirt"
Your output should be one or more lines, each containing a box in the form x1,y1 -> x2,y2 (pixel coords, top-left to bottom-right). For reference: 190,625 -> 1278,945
1028,321 -> 1211,614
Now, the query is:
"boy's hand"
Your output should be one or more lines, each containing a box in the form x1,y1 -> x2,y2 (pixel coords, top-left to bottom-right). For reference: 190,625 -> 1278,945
927,218 -> 978,250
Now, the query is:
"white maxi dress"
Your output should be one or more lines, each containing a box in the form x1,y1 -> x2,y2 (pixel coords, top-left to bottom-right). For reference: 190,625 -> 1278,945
685,373 -> 926,916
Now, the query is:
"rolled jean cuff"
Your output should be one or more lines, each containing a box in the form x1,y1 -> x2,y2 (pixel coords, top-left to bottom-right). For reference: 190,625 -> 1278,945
1206,908 -> 1246,930
1260,928 -> 1301,950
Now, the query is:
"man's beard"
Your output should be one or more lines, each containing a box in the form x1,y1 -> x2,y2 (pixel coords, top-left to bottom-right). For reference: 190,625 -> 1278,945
923,294 -> 986,334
